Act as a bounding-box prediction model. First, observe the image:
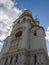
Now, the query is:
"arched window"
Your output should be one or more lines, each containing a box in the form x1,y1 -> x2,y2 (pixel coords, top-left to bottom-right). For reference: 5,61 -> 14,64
34,30 -> 37,36
14,54 -> 18,64
15,31 -> 22,38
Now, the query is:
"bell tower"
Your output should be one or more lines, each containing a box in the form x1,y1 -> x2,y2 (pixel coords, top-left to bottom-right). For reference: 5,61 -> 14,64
0,10 -> 49,65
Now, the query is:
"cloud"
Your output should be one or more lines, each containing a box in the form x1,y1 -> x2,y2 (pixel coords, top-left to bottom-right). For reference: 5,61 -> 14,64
0,40 -> 3,46
45,27 -> 49,41
0,0 -> 22,49
0,40 -> 3,51
48,52 -> 49,56
0,0 -> 22,19
45,27 -> 49,56
0,0 -> 22,40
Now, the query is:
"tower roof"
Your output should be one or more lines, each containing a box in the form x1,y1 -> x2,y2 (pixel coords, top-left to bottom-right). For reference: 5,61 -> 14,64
34,17 -> 40,24
19,10 -> 33,19
22,10 -> 32,15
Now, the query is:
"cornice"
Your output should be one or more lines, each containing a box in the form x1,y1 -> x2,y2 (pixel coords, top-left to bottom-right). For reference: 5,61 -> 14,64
1,48 -> 48,59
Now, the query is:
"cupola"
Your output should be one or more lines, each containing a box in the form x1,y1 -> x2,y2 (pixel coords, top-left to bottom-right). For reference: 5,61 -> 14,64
34,17 -> 40,25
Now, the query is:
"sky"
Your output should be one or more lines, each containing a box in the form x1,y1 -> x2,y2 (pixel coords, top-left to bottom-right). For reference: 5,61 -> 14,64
0,0 -> 49,55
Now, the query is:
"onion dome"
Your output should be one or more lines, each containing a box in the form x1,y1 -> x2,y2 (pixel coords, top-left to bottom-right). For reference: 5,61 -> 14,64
34,17 -> 40,25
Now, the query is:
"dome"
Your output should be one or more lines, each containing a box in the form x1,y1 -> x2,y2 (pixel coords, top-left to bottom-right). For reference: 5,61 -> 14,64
34,17 -> 40,24
19,10 -> 33,19
22,10 -> 32,15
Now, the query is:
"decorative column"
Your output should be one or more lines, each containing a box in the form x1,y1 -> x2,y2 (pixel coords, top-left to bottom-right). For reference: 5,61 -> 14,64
1,58 -> 5,65
13,55 -> 16,65
7,56 -> 11,65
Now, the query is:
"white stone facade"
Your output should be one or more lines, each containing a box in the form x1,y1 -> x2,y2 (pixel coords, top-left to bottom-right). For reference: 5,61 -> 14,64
0,10 -> 49,65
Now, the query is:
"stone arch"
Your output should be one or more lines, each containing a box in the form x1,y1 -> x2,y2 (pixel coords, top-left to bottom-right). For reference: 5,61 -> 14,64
15,31 -> 22,38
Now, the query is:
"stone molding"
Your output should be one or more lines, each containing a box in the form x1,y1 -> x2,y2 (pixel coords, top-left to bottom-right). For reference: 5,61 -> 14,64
1,48 -> 48,58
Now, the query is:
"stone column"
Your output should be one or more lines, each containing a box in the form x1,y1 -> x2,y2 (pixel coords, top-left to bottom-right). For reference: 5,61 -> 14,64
7,56 -> 11,65
1,58 -> 5,65
13,55 -> 16,65
17,54 -> 21,65
30,55 -> 35,65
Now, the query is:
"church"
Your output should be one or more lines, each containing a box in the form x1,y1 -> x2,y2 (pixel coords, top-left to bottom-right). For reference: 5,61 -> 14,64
0,10 -> 49,65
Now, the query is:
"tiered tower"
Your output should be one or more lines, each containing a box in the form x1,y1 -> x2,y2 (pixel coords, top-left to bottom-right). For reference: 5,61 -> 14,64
0,10 -> 49,65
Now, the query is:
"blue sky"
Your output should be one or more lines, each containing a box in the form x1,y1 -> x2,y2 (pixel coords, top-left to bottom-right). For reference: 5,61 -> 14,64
0,0 -> 49,55
14,0 -> 49,29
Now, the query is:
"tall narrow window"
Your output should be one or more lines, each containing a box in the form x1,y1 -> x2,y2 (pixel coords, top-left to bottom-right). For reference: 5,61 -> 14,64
10,56 -> 13,64
34,30 -> 37,36
34,54 -> 37,65
15,54 -> 18,64
4,57 -> 8,65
